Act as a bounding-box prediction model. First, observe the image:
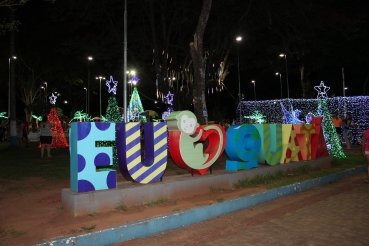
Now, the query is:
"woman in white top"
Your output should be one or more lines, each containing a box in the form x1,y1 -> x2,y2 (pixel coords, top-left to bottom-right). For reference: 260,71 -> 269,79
40,115 -> 52,157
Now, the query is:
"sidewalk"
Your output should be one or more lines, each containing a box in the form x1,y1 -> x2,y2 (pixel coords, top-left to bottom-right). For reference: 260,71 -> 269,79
113,172 -> 369,246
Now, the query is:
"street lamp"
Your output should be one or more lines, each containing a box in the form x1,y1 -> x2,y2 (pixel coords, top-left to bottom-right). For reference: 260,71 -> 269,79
87,56 -> 93,114
251,80 -> 256,101
236,36 -> 242,122
96,76 -> 105,117
279,54 -> 289,98
275,72 -> 282,99
8,56 -> 16,118
83,88 -> 87,113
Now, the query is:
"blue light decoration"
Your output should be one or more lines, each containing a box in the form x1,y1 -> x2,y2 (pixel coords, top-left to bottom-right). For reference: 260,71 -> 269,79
129,75 -> 140,85
281,103 -> 304,124
106,76 -> 118,95
305,112 -> 314,124
49,93 -> 57,104
314,81 -> 330,99
162,91 -> 174,120
237,96 -> 369,148
0,112 -> 7,119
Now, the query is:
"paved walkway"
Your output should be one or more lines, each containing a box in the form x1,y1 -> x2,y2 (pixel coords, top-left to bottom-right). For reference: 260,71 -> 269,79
113,173 -> 369,246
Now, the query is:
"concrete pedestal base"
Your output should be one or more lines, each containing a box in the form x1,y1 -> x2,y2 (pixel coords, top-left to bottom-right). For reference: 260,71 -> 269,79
62,156 -> 333,216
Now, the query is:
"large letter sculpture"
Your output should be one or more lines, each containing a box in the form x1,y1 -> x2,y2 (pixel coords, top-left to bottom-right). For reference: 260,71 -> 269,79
225,124 -> 261,171
70,122 -> 116,192
116,122 -> 168,184
167,111 -> 226,175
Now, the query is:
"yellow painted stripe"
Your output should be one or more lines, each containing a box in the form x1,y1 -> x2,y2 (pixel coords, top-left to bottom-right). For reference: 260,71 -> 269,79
126,131 -> 140,146
127,155 -> 141,170
126,144 -> 140,160
125,123 -> 139,131
154,125 -> 166,138
141,165 -> 166,184
154,150 -> 167,163
154,138 -> 167,152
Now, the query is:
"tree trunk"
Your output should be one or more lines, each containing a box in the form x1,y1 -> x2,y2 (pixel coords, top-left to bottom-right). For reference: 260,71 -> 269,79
189,0 -> 212,125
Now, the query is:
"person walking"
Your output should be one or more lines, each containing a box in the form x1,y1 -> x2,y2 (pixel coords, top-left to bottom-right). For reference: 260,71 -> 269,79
342,113 -> 352,149
22,117 -> 29,147
362,126 -> 369,183
40,115 -> 52,158
16,118 -> 24,147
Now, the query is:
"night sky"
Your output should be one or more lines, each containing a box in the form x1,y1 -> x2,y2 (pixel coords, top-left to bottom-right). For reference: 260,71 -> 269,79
0,0 -> 368,119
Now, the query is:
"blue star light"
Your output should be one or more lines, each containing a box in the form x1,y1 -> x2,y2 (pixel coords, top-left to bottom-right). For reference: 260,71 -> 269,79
314,81 -> 330,99
49,93 -> 57,104
165,91 -> 174,105
106,76 -> 118,95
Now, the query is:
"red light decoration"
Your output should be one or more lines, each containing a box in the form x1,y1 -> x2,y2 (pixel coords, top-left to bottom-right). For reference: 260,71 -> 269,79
41,108 -> 69,148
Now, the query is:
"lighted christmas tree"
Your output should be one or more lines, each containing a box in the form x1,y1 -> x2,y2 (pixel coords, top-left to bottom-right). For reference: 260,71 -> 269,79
317,100 -> 345,158
105,97 -> 122,123
49,108 -> 69,148
128,87 -> 146,122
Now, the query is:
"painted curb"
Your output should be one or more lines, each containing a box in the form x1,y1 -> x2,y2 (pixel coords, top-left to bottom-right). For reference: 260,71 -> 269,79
36,165 -> 367,246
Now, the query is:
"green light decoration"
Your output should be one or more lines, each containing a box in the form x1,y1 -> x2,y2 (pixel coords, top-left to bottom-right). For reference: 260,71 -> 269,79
127,87 -> 146,122
98,96 -> 122,167
244,110 -> 266,124
0,112 -> 8,119
100,115 -> 108,122
317,99 -> 346,158
105,97 -> 122,123
32,114 -> 42,121
69,111 -> 92,123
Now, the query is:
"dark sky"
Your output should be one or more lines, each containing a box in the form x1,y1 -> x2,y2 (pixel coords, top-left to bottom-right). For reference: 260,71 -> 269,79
0,0 -> 368,118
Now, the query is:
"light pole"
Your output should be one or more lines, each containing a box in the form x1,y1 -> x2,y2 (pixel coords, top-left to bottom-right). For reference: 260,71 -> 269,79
44,82 -> 47,113
41,86 -> 46,114
236,36 -> 242,122
276,72 -> 282,99
279,54 -> 289,98
251,80 -> 256,101
87,56 -> 93,115
96,76 -> 105,117
8,56 -> 16,118
83,88 -> 87,113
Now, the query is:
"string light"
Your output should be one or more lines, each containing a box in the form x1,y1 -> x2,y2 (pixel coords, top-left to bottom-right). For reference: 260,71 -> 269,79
244,110 -> 266,124
238,96 -> 369,144
106,76 -> 118,95
49,93 -> 57,104
314,81 -> 330,99
0,112 -> 8,119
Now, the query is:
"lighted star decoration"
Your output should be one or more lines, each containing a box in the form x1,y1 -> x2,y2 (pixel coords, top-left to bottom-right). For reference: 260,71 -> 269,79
165,91 -> 174,105
106,76 -> 118,95
49,93 -> 57,104
314,81 -> 330,99
0,112 -> 8,119
129,75 -> 140,86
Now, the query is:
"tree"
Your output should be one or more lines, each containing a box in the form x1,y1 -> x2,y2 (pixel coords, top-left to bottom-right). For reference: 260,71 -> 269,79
190,0 -> 212,124
318,100 -> 345,158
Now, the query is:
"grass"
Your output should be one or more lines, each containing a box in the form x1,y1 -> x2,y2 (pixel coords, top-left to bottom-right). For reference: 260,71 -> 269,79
144,197 -> 171,207
234,153 -> 366,190
115,196 -> 127,211
0,227 -> 26,238
69,225 -> 96,234
209,186 -> 227,192
0,142 -> 71,180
